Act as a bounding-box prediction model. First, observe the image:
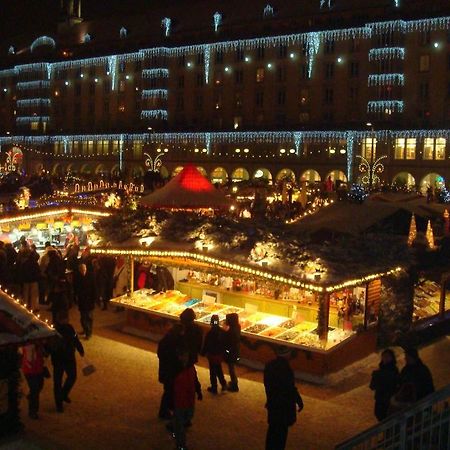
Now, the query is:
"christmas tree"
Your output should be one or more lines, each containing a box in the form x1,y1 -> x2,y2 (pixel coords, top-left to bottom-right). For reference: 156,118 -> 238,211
407,214 -> 417,246
426,220 -> 435,249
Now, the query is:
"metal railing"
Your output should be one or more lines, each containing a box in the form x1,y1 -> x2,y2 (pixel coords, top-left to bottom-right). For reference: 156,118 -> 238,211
336,384 -> 450,450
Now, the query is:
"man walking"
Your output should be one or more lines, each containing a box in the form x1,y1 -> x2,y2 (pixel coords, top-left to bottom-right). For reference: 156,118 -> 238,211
75,263 -> 97,339
264,346 -> 303,450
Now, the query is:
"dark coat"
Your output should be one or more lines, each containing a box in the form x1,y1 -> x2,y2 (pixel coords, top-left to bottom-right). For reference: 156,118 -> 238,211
370,361 -> 399,402
75,272 -> 97,311
224,328 -> 240,363
16,250 -> 41,283
264,356 -> 303,426
399,359 -> 435,401
201,326 -> 225,359
157,329 -> 181,384
183,323 -> 203,365
50,323 -> 84,364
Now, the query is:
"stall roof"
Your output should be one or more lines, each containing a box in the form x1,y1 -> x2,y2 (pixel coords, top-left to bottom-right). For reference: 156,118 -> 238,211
91,247 -> 402,293
0,288 -> 56,347
140,165 -> 230,210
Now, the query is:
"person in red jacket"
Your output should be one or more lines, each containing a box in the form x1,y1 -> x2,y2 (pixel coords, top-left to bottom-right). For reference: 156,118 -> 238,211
170,349 -> 202,450
21,343 -> 46,419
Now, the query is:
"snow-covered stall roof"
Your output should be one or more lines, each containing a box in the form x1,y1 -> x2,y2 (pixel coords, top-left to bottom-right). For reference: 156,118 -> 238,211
0,289 -> 56,347
140,165 -> 230,210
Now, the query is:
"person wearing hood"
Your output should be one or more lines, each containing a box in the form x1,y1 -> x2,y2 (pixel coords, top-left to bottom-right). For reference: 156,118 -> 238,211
369,348 -> 399,421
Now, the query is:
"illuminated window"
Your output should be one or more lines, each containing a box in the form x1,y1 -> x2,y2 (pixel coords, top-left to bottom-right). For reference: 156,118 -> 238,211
256,68 -> 265,83
112,140 -> 119,155
133,140 -> 143,158
395,138 -> 416,160
361,138 -> 377,160
30,121 -> 39,130
424,138 -> 446,160
88,140 -> 94,155
101,140 -> 109,155
419,55 -> 430,72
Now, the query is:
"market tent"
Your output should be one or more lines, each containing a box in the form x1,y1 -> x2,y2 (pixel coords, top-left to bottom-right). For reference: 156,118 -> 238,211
140,165 -> 230,210
0,289 -> 55,347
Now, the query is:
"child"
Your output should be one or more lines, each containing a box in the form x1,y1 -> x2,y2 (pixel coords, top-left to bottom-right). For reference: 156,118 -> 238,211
201,314 -> 227,394
171,348 -> 202,450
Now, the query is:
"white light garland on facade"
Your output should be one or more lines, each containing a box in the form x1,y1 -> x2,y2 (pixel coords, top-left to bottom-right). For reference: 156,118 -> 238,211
141,89 -> 168,99
346,131 -> 355,182
107,55 -> 117,90
16,116 -> 50,123
306,32 -> 321,78
368,73 -> 405,86
16,98 -> 51,107
142,68 -> 169,78
293,132 -> 303,156
16,81 -> 50,90
213,12 -> 222,32
367,100 -> 404,113
204,45 -> 211,84
30,36 -> 56,53
368,47 -> 405,60
263,5 -> 274,17
205,132 -> 211,155
394,0 -> 400,7
162,17 -> 171,37
141,110 -> 168,120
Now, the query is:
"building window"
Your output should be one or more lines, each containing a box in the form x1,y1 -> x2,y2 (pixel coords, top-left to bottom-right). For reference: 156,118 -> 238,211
196,53 -> 204,65
424,138 -> 446,160
195,95 -> 203,109
133,140 -> 143,158
349,87 -> 359,100
89,83 -> 95,95
256,46 -> 265,60
256,67 -> 265,83
349,61 -> 359,77
234,92 -> 242,109
299,112 -> 309,123
300,89 -> 309,105
196,73 -> 204,87
277,66 -> 286,82
104,81 -> 111,93
419,30 -> 430,46
75,83 -> 81,96
419,55 -> 430,72
233,116 -> 242,129
361,138 -> 377,160
119,61 -> 126,73
349,38 -> 360,53
89,66 -> 95,77
419,82 -> 429,101
178,76 -> 184,88
277,45 -> 287,59
134,61 -> 142,72
235,48 -> 244,62
176,95 -> 184,110
255,91 -> 264,107
324,88 -> 333,104
178,55 -> 185,67
215,51 -> 224,64
103,102 -> 109,113
234,69 -> 243,84
325,62 -> 334,79
30,121 -> 39,131
278,90 -> 286,106
214,71 -> 223,85
324,40 -> 335,54
395,138 -> 416,160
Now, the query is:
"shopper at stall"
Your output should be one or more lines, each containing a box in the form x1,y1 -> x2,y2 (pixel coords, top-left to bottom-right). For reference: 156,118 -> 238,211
50,312 -> 84,413
369,349 -> 399,421
397,348 -> 435,402
201,314 -> 227,394
75,263 -> 97,340
16,241 -> 41,312
157,323 -> 183,420
179,308 -> 203,365
21,342 -> 47,419
171,347 -> 202,450
224,313 -> 241,392
48,278 -> 70,325
264,346 -> 303,450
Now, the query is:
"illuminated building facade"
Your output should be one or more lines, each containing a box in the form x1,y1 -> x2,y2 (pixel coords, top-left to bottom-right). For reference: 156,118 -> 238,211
0,0 -> 449,189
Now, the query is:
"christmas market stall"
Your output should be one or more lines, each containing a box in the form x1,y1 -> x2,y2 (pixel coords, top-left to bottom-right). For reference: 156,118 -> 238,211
0,288 -> 56,437
0,205 -> 110,248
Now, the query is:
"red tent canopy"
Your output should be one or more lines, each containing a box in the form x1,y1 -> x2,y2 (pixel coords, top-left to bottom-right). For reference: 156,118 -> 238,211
140,165 -> 230,209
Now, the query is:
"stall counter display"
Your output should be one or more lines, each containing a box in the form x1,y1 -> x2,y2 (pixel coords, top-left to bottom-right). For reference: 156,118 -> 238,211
112,289 -> 355,351
413,279 -> 444,321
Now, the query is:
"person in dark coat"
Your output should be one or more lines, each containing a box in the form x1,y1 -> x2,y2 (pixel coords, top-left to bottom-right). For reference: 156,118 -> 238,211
369,348 -> 399,421
179,308 -> 203,366
75,263 -> 97,339
201,314 -> 227,394
157,323 -> 183,420
16,242 -> 41,312
398,347 -> 435,402
224,313 -> 241,392
48,278 -> 70,325
50,312 -> 84,412
264,346 -> 303,450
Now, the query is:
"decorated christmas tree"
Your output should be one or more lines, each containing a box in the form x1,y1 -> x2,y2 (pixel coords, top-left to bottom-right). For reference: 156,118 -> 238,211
426,220 -> 435,249
407,214 -> 417,246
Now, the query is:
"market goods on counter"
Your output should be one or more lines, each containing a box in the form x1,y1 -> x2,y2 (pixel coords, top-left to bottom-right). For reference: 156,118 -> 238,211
243,324 -> 268,334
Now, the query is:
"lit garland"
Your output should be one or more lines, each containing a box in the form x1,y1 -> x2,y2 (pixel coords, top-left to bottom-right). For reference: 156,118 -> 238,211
90,247 -> 403,293
293,132 -> 303,156
320,0 -> 332,8
306,32 -> 321,78
30,36 -> 56,53
0,68 -> 17,78
368,73 -> 404,86
213,12 -> 222,32
205,132 -> 211,155
368,47 -> 405,60
394,0 -> 400,7
346,131 -> 355,181
120,27 -> 127,38
0,208 -> 70,225
119,134 -> 124,172
161,17 -> 171,37
204,45 -> 211,84
368,17 -> 450,33
107,55 -> 118,91
367,100 -> 404,113
16,116 -> 50,123
141,110 -> 168,120
141,68 -> 169,78
16,98 -> 51,107
263,5 -> 274,17
16,81 -> 51,90
141,89 -> 168,99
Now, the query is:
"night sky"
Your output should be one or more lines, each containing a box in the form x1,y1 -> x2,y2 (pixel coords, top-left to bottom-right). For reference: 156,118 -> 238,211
0,0 -> 175,40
